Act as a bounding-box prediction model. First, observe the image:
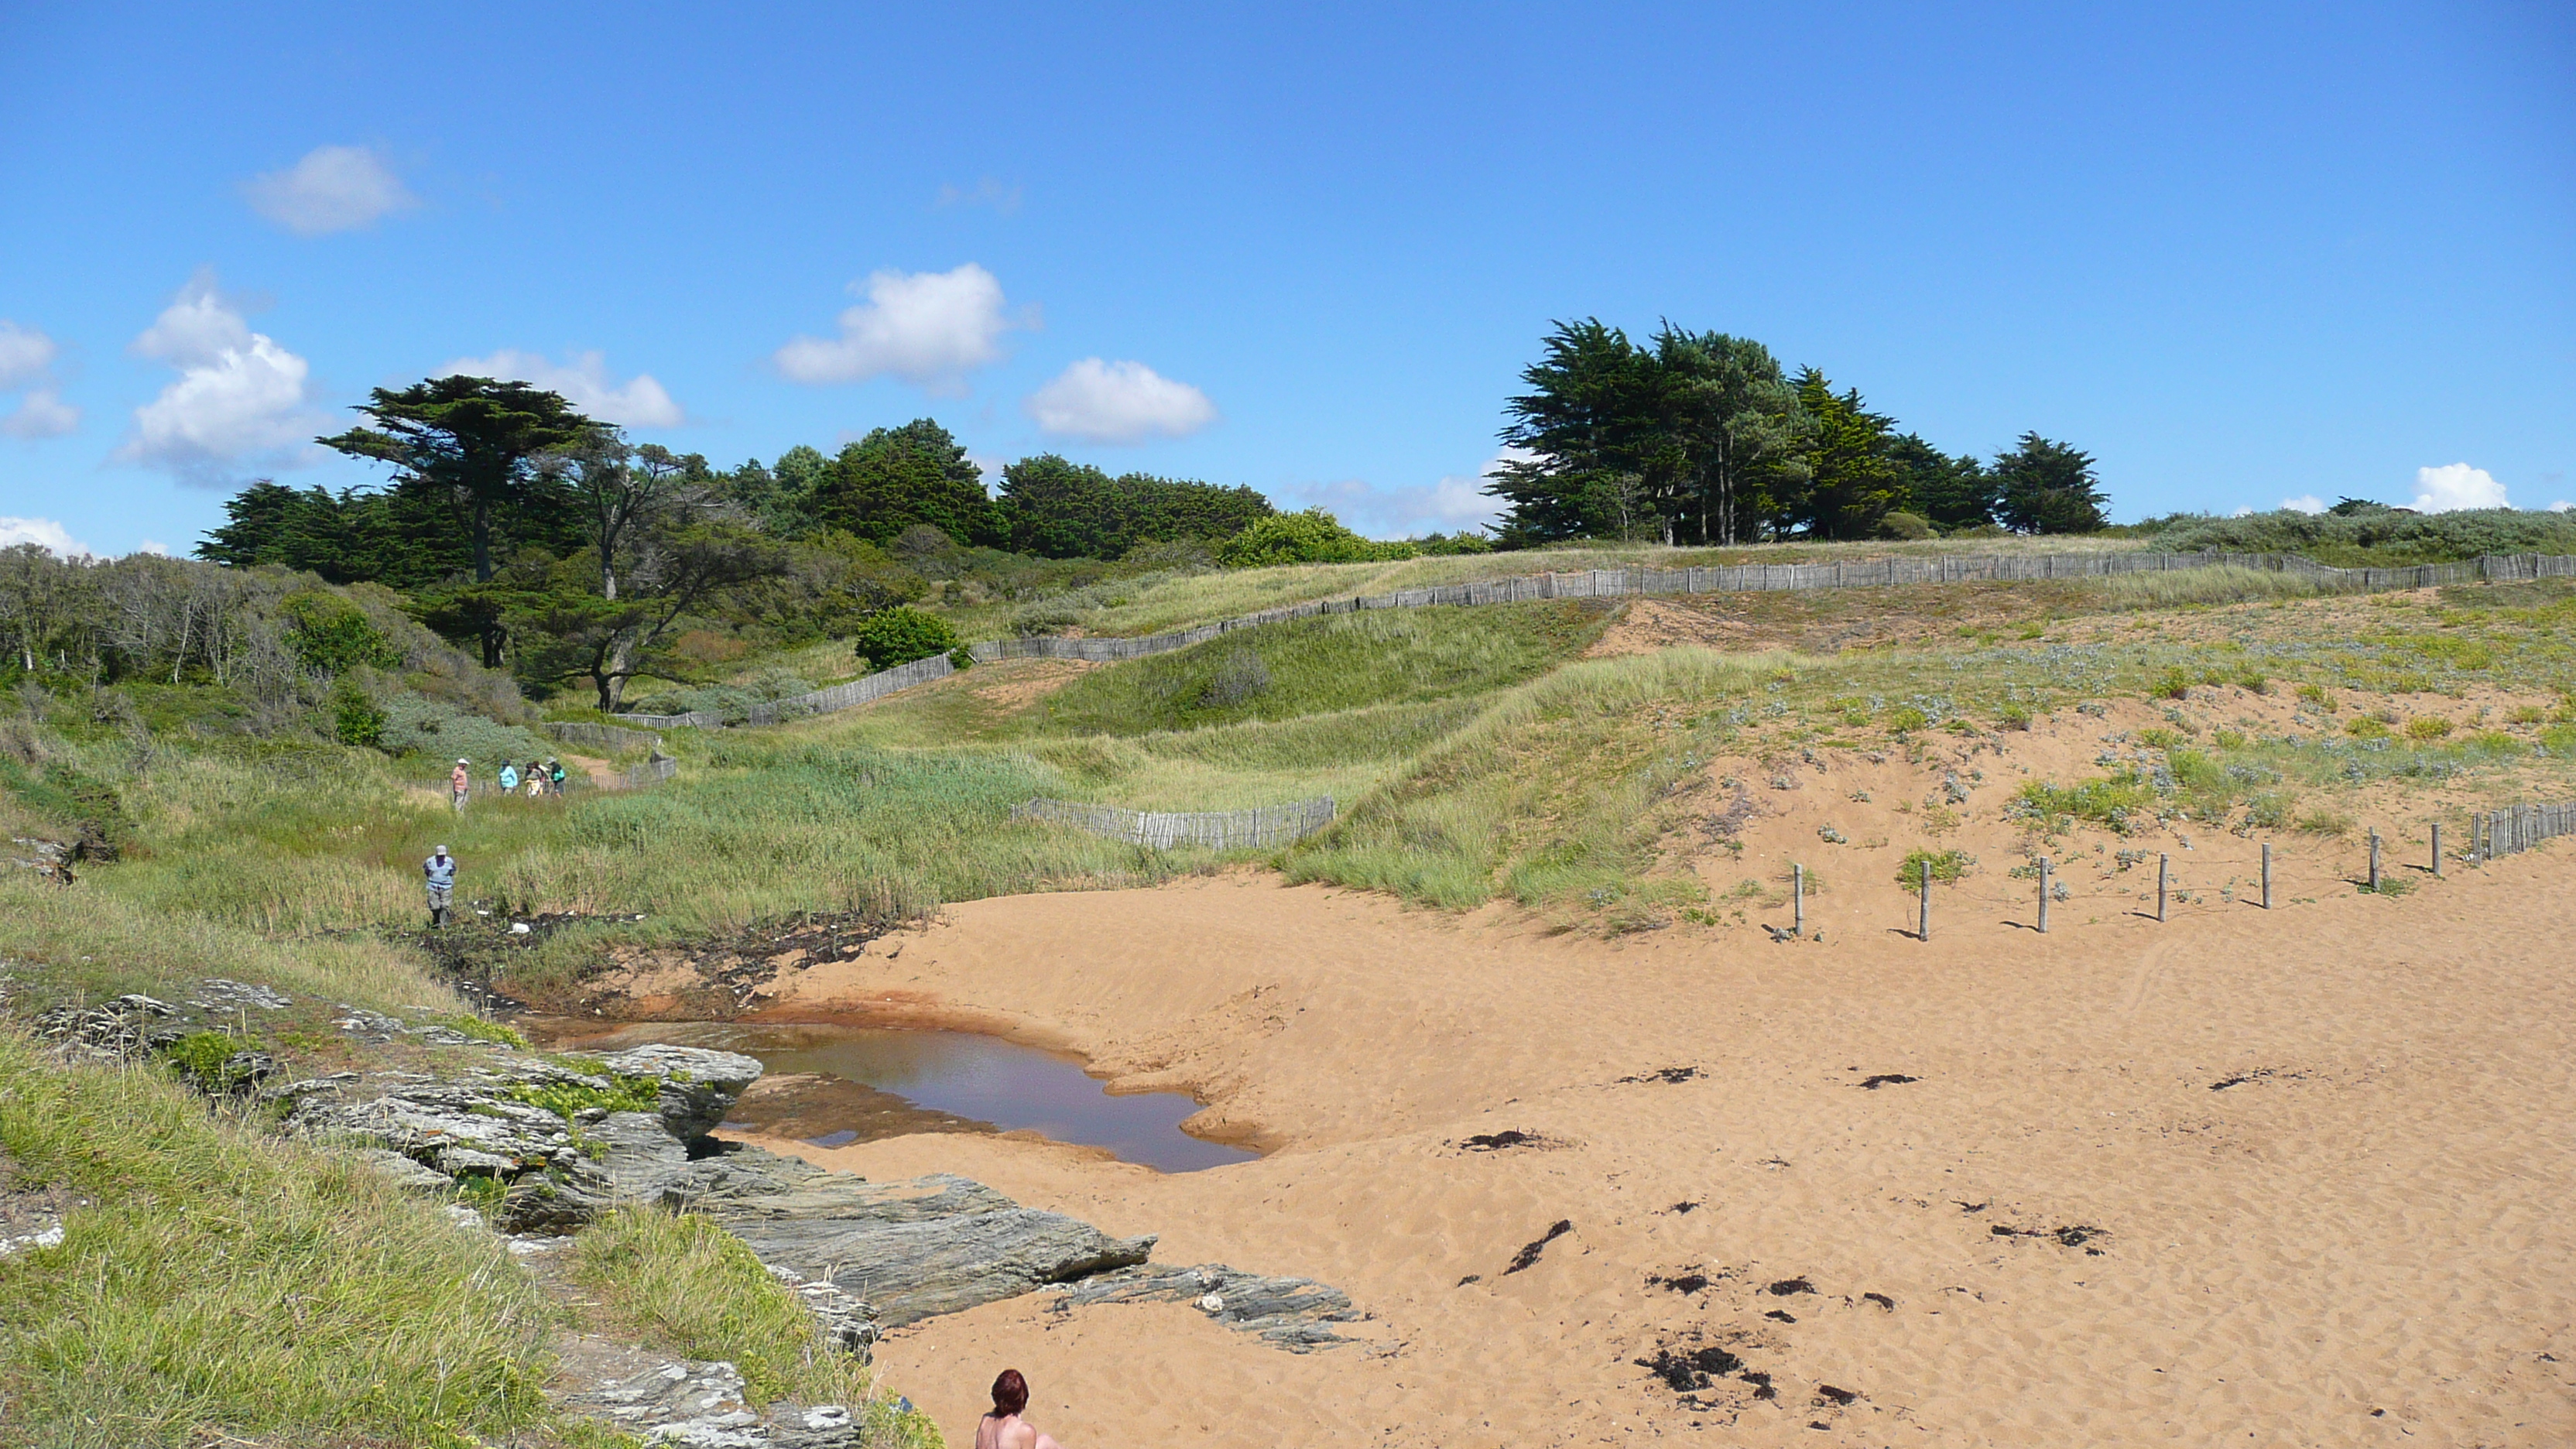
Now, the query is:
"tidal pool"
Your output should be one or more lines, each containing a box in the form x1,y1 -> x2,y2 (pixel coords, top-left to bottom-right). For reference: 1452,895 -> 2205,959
547,1020 -> 1255,1173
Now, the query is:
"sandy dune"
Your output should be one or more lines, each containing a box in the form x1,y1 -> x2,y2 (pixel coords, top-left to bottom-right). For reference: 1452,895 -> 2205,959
733,807 -> 2576,1449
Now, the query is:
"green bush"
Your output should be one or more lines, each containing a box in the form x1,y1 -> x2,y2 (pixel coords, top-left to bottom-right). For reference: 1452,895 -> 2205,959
376,694 -> 553,764
281,593 -> 401,676
328,678 -> 385,748
851,607 -> 963,673
1875,510 -> 1934,541
1216,509 -> 1418,567
1896,848 -> 1976,892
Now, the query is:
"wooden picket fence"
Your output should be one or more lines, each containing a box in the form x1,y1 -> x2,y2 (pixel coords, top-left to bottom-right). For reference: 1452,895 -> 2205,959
1009,796 -> 1337,850
617,550 -> 2576,731
2475,802 -> 2576,862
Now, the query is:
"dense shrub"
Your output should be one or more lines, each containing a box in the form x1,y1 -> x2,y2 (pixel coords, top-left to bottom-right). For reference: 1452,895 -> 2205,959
851,607 -> 963,672
280,592 -> 402,675
1216,509 -> 1418,567
2153,507 -> 2576,566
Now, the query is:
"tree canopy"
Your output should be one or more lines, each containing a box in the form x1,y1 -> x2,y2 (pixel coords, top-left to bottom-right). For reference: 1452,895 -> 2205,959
812,420 -> 1002,548
1489,319 -> 2105,542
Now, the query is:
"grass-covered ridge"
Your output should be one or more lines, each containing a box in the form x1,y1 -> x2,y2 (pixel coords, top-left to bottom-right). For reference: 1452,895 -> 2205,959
0,1032 -> 556,1447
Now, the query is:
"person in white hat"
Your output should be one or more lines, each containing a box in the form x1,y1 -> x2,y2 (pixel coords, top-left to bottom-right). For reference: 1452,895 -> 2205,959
424,844 -> 457,927
449,758 -> 471,813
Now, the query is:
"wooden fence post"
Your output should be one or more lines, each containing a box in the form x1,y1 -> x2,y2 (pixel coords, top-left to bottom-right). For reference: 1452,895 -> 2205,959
2260,842 -> 2273,909
2431,822 -> 2443,879
1793,864 -> 1804,935
2156,854 -> 2169,921
2037,858 -> 2050,933
2368,830 -> 2381,891
1918,858 -> 1931,941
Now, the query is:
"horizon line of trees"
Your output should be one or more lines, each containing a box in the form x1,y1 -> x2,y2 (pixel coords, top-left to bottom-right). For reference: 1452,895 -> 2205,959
1488,320 -> 2111,545
192,376 -> 1309,710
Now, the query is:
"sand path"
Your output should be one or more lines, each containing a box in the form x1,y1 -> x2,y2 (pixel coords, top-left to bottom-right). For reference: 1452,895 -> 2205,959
739,853 -> 2576,1447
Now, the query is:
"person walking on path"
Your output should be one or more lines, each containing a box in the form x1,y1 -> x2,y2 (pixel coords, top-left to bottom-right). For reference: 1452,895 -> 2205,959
526,761 -> 547,799
498,760 -> 520,794
974,1370 -> 1064,1449
548,759 -> 567,796
450,759 -> 471,812
423,844 -> 457,927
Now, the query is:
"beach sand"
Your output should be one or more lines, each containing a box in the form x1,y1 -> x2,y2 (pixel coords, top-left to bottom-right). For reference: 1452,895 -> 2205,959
728,813 -> 2576,1448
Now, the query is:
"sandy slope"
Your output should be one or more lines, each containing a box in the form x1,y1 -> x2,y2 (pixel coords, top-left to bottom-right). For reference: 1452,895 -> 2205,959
729,825 -> 2576,1449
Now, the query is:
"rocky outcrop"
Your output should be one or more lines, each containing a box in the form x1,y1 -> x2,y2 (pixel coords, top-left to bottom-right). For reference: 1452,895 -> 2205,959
596,1043 -> 766,1140
1055,1262 -> 1374,1352
285,1044 -> 758,1235
560,1358 -> 886,1448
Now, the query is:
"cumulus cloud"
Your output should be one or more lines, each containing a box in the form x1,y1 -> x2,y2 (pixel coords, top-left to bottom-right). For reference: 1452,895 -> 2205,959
2550,500 -> 2573,514
2281,495 -> 2328,515
0,320 -> 57,390
2410,462 -> 2509,514
1023,358 -> 1218,444
773,264 -> 1025,394
242,145 -> 419,235
1,388 -> 80,440
1270,449 -> 1523,539
0,320 -> 80,439
115,271 -> 324,484
437,348 -> 683,428
0,516 -> 94,557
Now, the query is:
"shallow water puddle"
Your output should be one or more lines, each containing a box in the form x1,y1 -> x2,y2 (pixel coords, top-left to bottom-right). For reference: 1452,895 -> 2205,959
547,1020 -> 1255,1173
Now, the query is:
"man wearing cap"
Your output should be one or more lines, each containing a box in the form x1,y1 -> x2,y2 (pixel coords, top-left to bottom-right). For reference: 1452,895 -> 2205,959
424,844 -> 457,927
450,758 -> 471,812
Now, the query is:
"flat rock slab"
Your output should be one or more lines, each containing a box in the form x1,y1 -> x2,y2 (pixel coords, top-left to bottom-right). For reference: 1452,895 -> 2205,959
728,1202 -> 1156,1329
1056,1262 -> 1373,1353
558,1358 -> 875,1448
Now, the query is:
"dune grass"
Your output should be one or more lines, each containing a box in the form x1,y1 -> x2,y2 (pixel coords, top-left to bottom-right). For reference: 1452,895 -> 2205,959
574,1208 -> 941,1445
953,535 -> 2140,640
1285,648 -> 1782,909
1020,600 -> 1615,736
0,1032 -> 557,1448
0,872 -> 456,1015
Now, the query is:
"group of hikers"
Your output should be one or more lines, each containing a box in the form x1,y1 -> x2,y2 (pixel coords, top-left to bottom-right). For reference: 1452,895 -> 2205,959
445,755 -> 566,810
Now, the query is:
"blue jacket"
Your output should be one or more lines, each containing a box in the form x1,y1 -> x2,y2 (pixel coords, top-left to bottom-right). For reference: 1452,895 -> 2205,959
498,766 -> 519,790
423,854 -> 457,889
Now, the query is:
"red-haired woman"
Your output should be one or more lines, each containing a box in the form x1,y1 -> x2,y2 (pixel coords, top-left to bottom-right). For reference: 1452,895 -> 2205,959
975,1368 -> 1064,1449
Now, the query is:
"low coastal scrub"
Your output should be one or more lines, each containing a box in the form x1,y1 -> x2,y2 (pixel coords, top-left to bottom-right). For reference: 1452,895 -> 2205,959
0,1031 -> 557,1447
1023,600 -> 1615,736
2150,505 -> 2576,567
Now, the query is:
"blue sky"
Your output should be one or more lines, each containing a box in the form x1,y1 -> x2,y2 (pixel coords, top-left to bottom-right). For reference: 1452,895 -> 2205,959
2,2 -> 2570,557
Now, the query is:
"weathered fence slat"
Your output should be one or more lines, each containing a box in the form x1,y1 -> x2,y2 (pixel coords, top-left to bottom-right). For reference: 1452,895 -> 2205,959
2474,799 -> 2576,862
1009,796 -> 1336,850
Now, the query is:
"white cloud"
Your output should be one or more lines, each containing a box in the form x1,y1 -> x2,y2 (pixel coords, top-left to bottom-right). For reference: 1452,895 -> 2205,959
2230,505 -> 2254,518
2,387 -> 80,440
242,145 -> 418,235
2549,500 -> 2573,514
1270,449 -> 1522,539
773,264 -> 1024,394
438,348 -> 683,428
0,321 -> 80,439
2411,462 -> 2509,514
115,271 -> 323,484
0,516 -> 93,557
1023,358 -> 1217,444
134,539 -> 170,556
933,177 -> 1023,214
0,320 -> 58,390
2281,495 -> 2328,515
